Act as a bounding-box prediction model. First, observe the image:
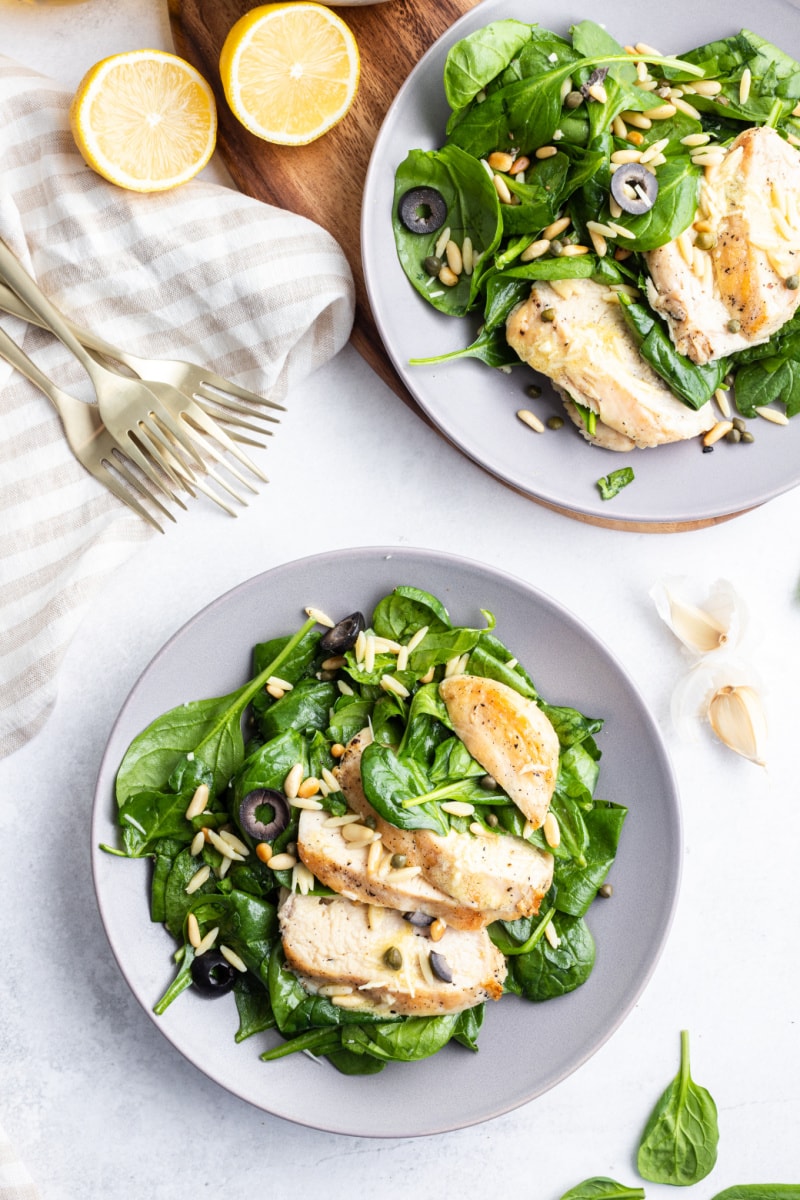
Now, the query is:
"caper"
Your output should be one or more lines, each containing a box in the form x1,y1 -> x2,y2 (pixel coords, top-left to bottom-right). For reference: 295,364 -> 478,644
383,946 -> 403,971
726,318 -> 741,333
424,254 -> 443,276
547,415 -> 564,430
549,240 -> 564,256
479,774 -> 497,791
725,427 -> 741,443
599,883 -> 614,898
541,307 -> 556,322
486,812 -> 499,828
390,853 -> 407,869
525,383 -> 542,399
364,815 -> 377,830
695,230 -> 717,250
740,430 -> 755,443
565,90 -> 584,108
785,274 -> 800,290
732,417 -> 747,433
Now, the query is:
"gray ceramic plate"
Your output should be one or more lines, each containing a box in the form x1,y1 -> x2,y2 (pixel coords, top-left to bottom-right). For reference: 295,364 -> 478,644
92,547 -> 680,1137
361,0 -> 800,526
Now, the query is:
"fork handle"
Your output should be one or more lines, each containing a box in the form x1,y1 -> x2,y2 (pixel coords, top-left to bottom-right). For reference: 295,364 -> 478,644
0,321 -> 66,410
0,239 -> 101,379
0,280 -> 123,362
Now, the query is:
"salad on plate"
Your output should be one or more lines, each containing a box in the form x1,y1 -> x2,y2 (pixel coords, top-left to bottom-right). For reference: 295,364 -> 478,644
392,19 -> 800,461
107,585 -> 627,1074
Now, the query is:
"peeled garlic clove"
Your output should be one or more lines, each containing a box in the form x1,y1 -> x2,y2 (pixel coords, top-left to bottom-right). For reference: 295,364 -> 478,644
708,685 -> 767,767
651,577 -> 747,657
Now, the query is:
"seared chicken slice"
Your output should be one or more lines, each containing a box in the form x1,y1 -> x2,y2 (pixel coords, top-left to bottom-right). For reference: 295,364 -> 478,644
279,892 -> 506,1016
439,674 -> 559,829
506,278 -> 715,448
339,730 -> 554,923
296,808 -> 488,930
646,126 -> 800,364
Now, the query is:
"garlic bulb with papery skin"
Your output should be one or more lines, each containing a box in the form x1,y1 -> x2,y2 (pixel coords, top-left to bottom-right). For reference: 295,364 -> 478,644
651,577 -> 747,657
671,657 -> 767,766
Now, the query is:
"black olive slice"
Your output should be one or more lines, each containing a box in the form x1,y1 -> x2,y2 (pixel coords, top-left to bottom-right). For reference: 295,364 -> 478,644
404,911 -> 434,928
610,163 -> 659,215
191,950 -> 237,995
397,187 -> 447,235
238,787 -> 290,841
319,612 -> 365,655
429,951 -> 453,983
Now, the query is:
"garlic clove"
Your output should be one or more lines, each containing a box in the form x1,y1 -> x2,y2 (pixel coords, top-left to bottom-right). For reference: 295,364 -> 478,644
708,684 -> 768,767
671,657 -> 767,766
651,577 -> 747,657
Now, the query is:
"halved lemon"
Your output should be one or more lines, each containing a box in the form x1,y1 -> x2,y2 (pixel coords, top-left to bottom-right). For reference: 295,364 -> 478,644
69,49 -> 217,193
219,3 -> 360,146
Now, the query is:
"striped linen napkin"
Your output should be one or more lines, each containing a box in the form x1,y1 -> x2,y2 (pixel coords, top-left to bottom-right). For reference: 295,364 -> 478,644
0,55 -> 355,761
0,1121 -> 39,1200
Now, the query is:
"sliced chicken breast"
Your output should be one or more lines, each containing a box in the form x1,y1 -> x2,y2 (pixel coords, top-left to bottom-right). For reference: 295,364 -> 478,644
338,730 -> 554,923
646,126 -> 800,364
296,808 -> 488,931
439,674 -> 559,829
506,278 -> 715,448
279,892 -> 506,1016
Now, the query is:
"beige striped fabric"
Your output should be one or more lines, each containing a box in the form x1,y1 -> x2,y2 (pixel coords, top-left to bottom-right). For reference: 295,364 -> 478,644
0,1120 -> 39,1200
0,56 -> 354,760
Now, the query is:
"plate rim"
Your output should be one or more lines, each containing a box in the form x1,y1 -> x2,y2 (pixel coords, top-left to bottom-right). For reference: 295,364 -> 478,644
91,544 -> 683,1137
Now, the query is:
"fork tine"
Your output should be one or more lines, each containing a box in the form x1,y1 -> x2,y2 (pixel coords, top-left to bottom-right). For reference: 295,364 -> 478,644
96,461 -> 166,533
138,414 -> 248,517
109,451 -> 178,525
121,430 -> 192,507
154,418 -> 256,504
195,388 -> 282,426
185,406 -> 270,483
194,374 -> 285,412
194,402 -> 273,443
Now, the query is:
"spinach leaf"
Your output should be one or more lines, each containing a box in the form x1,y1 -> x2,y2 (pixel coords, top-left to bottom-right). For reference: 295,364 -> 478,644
558,1180 -> 645,1200
372,585 -> 452,638
553,802 -> 627,917
734,355 -> 800,418
509,913 -> 595,1000
709,1190 -> 800,1200
637,1029 -> 720,1185
393,145 -> 502,316
618,297 -> 728,409
443,19 -> 532,110
341,1014 -> 464,1062
116,616 -> 317,801
608,159 -> 700,251
257,679 -> 336,740
118,786 -> 196,857
597,468 -> 635,500
234,973 -> 275,1042
360,742 -> 449,834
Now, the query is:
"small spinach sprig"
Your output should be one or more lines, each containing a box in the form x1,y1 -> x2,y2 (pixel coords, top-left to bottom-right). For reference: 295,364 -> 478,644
637,1029 -> 720,1185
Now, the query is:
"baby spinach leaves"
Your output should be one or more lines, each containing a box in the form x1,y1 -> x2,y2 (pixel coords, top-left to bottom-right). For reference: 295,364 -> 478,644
558,1182 -> 645,1200
443,18 -> 533,110
637,1029 -> 720,1185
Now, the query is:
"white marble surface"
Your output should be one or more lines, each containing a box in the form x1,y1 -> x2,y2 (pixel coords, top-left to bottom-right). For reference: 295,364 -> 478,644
2,2 -> 799,1197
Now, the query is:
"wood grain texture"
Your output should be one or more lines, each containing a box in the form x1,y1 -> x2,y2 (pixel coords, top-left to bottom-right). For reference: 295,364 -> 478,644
168,0 -> 478,411
169,0 -> 746,532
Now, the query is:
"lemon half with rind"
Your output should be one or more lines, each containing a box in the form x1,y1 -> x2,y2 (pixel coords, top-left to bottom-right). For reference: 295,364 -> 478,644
220,2 -> 360,146
69,49 -> 217,193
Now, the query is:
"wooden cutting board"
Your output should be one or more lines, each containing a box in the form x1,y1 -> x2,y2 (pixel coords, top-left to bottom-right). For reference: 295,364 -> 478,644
168,0 -> 741,532
168,0 -> 479,413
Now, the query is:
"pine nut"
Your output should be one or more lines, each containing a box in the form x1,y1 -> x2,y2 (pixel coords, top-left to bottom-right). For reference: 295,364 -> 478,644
255,842 -> 272,864
692,79 -> 722,96
330,743 -> 345,758
440,801 -> 476,816
586,83 -> 608,104
588,228 -> 608,257
190,831 -> 205,857
267,852 -> 297,870
611,148 -> 643,164
367,838 -> 383,874
755,406 -> 790,425
266,684 -> 284,699
739,68 -> 752,104
643,103 -> 677,120
430,919 -> 447,942
461,236 -> 474,275
219,829 -> 249,856
220,944 -> 248,973
542,216 -> 571,240
560,244 -> 589,256
297,776 -> 321,799
341,823 -> 378,845
681,132 -> 711,146
187,912 -> 201,948
434,225 -> 451,258
517,407 -> 545,432
185,865 -> 211,894
438,264 -> 459,287
543,812 -> 561,848
380,673 -> 410,698
520,238 -> 550,262
445,239 -> 463,274
321,655 -> 346,670
612,115 -> 627,138
305,606 -> 335,627
703,420 -> 734,446
185,784 -> 210,821
620,110 -> 652,129
714,388 -> 732,418
488,150 -> 515,171
289,795 -> 324,811
406,625 -> 429,652
544,921 -> 561,949
492,173 -> 512,204
321,766 -> 341,793
535,145 -> 558,159
509,155 -> 530,174
673,96 -> 701,119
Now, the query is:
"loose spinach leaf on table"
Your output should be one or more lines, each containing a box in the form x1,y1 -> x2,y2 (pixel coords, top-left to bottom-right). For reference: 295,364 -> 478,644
637,1029 -> 720,1185
558,1180 -> 645,1200
709,1190 -> 800,1200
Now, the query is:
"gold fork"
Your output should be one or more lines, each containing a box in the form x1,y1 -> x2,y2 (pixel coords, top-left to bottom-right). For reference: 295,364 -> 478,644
0,241 -> 269,511
0,282 -> 283,441
0,323 -> 177,533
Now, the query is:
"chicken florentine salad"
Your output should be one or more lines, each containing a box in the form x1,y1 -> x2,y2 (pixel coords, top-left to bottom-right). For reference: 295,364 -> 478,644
392,20 -> 800,454
109,587 -> 626,1073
